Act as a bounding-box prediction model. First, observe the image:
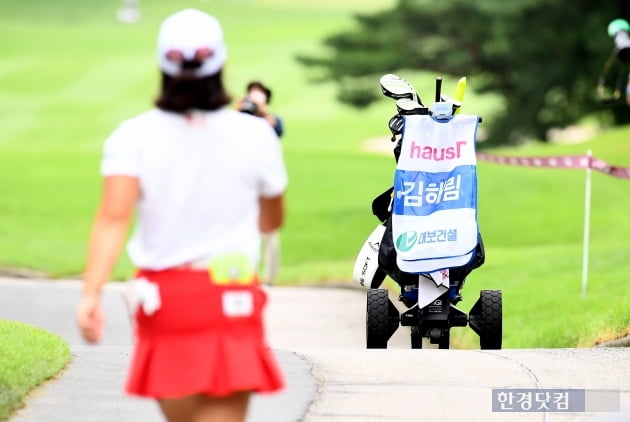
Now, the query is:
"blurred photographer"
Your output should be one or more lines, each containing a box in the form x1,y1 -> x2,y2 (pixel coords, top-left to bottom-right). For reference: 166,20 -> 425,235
236,81 -> 284,137
236,80 -> 284,285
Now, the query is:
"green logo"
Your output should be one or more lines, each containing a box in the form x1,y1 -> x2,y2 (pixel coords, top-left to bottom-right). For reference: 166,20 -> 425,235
396,231 -> 418,252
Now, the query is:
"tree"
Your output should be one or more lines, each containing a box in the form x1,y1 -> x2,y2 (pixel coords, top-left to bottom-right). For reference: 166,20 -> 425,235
298,0 -> 630,145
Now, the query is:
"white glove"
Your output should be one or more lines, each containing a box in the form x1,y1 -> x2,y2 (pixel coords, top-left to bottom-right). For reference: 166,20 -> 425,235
125,277 -> 161,316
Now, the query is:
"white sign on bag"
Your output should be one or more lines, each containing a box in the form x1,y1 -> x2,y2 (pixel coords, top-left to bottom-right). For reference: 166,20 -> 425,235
392,114 -> 480,273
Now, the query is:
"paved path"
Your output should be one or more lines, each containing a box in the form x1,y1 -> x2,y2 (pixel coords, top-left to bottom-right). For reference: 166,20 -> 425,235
1,277 -> 629,422
0,277 -> 408,422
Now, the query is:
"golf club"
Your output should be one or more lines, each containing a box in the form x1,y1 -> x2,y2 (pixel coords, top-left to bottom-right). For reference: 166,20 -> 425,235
379,73 -> 422,104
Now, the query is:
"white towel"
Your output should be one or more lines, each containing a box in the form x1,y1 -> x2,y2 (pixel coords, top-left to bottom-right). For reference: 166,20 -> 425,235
392,114 -> 480,273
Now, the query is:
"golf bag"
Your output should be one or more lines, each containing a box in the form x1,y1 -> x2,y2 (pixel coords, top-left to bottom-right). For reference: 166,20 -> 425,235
369,115 -> 485,293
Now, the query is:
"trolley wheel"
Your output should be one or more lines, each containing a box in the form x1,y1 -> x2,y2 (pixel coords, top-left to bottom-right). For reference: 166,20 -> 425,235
366,288 -> 390,349
411,325 -> 423,349
438,328 -> 450,349
479,290 -> 502,350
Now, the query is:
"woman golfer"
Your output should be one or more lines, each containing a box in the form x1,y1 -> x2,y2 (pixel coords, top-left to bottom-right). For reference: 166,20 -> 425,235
76,8 -> 287,422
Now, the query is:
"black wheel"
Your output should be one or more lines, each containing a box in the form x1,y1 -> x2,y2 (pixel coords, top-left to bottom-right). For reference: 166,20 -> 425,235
366,289 -> 390,349
438,328 -> 450,349
411,325 -> 423,349
479,290 -> 502,350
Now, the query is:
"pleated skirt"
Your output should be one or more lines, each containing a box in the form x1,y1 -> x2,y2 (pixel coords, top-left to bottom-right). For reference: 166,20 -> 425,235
124,268 -> 285,398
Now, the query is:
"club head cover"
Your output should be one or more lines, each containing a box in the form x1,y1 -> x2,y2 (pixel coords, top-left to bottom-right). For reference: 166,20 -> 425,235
352,224 -> 386,288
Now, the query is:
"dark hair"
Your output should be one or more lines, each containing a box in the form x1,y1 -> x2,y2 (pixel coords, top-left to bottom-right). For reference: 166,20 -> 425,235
246,80 -> 272,103
155,67 -> 231,113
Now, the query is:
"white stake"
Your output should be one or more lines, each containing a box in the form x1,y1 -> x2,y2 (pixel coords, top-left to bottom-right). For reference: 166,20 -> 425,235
581,149 -> 592,300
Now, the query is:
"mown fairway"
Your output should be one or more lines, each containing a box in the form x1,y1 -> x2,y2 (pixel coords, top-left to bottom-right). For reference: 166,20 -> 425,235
1,0 -> 629,348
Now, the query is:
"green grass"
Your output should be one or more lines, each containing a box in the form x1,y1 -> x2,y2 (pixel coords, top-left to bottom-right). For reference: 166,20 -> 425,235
0,320 -> 71,421
451,125 -> 630,348
1,0 -> 630,349
0,0 -> 399,277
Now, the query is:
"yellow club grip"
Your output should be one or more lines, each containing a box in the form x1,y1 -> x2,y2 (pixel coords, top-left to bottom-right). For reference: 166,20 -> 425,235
454,76 -> 467,113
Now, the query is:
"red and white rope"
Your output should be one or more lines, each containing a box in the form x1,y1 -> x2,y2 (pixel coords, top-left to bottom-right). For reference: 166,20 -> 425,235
476,152 -> 630,179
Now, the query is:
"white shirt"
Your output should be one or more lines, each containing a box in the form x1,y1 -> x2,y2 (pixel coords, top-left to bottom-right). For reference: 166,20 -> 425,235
100,108 -> 288,270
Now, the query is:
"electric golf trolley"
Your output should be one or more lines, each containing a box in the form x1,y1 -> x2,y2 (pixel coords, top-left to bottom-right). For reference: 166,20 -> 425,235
353,74 -> 502,350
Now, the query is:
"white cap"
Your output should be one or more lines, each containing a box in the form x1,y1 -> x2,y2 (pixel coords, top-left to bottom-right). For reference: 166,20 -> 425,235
157,9 -> 227,77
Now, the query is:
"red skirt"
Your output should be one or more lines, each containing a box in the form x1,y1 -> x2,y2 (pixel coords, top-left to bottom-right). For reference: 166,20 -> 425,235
124,268 -> 285,398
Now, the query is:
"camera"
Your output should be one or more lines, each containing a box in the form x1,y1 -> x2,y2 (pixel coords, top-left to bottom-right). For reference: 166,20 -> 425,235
239,97 -> 259,115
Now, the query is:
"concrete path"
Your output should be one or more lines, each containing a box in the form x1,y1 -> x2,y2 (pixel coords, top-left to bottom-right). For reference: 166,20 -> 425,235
0,277 -> 408,422
1,277 -> 629,422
